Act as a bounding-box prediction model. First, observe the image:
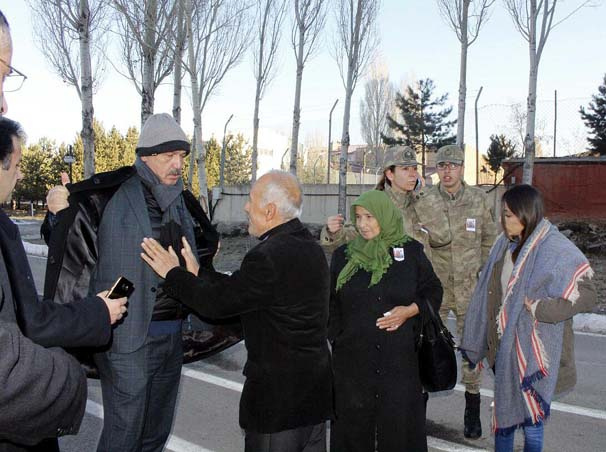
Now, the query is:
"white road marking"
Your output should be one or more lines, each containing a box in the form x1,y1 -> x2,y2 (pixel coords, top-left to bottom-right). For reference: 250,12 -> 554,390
451,384 -> 606,421
84,400 -> 216,452
427,437 -> 488,452
180,368 -> 489,452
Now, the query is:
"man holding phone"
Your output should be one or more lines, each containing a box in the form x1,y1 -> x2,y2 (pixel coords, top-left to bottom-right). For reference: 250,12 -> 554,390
44,113 -> 221,452
0,10 -> 126,451
321,145 -> 451,261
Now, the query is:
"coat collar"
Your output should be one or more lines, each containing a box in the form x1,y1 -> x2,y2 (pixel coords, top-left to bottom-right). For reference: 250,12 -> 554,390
258,218 -> 305,241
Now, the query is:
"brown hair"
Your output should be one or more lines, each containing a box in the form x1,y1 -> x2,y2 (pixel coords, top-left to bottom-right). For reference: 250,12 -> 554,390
501,184 -> 544,262
375,166 -> 394,191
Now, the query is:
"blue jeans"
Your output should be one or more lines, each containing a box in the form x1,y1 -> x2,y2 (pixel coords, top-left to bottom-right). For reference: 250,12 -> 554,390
495,423 -> 544,452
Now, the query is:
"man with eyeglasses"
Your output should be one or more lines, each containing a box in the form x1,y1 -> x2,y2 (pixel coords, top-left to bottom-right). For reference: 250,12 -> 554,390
430,144 -> 497,440
44,113 -> 222,452
0,9 -> 130,452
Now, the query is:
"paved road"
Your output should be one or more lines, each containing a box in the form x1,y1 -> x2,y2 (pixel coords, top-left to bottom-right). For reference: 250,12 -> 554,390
16,216 -> 605,452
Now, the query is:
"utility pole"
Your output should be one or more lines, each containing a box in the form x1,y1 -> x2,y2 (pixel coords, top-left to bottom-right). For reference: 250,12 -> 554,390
474,86 -> 483,185
219,114 -> 234,189
553,90 -> 557,157
327,99 -> 339,184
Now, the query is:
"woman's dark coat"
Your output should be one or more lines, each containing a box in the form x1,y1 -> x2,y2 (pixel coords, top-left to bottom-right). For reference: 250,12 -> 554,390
329,239 -> 442,452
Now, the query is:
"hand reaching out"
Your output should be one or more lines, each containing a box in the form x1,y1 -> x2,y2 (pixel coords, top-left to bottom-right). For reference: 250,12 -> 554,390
140,238 -> 180,278
180,236 -> 200,275
326,214 -> 344,234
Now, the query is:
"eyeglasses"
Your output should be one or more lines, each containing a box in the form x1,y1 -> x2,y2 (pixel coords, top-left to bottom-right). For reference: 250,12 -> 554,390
0,58 -> 28,93
436,162 -> 462,171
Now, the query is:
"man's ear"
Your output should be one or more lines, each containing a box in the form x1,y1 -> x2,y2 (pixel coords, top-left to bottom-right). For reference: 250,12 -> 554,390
265,202 -> 277,221
140,155 -> 148,163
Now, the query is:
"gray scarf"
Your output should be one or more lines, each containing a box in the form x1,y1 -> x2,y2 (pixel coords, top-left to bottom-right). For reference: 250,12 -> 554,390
134,157 -> 196,263
461,219 -> 593,435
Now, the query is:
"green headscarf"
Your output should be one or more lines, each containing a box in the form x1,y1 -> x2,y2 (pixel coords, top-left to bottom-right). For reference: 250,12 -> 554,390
335,190 -> 410,291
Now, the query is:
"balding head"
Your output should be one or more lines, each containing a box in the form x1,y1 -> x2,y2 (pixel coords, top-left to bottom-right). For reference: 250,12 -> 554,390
245,170 -> 303,237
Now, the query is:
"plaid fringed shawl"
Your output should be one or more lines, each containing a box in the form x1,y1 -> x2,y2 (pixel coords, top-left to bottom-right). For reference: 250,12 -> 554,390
461,219 -> 593,435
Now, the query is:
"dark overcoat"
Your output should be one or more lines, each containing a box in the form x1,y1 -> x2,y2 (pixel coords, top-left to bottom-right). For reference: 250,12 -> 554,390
329,239 -> 442,452
162,218 -> 334,434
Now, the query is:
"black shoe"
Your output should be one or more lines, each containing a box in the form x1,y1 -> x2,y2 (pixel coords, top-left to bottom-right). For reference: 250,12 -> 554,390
464,391 -> 482,439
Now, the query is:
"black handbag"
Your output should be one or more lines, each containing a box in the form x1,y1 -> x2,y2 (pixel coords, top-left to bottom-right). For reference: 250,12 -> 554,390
416,299 -> 457,392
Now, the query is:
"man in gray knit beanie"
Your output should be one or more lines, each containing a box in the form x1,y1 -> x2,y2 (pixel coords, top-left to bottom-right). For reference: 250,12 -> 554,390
44,112 -> 226,452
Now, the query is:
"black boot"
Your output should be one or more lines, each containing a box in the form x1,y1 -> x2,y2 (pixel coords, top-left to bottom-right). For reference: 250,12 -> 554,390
464,391 -> 482,439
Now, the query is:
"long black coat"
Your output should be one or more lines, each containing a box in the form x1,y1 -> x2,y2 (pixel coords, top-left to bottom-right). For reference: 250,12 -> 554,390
329,239 -> 442,452
162,218 -> 334,434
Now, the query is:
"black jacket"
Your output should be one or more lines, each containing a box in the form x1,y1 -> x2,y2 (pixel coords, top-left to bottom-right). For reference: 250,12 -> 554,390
43,166 -> 242,373
163,219 -> 334,433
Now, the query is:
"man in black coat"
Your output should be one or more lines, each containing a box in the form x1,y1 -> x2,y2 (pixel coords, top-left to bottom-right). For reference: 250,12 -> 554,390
141,170 -> 334,452
0,12 -> 126,451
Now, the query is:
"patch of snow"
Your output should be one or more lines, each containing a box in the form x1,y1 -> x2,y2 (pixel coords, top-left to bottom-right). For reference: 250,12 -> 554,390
573,313 -> 606,335
22,241 -> 47,258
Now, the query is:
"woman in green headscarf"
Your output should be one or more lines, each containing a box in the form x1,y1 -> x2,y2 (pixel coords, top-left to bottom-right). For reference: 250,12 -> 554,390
329,190 -> 443,452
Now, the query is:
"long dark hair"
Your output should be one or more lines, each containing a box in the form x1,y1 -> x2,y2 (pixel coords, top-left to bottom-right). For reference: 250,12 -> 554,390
375,166 -> 394,191
501,184 -> 544,262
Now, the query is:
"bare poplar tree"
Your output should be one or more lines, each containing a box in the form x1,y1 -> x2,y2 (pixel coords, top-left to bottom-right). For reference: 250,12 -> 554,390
112,0 -> 177,127
251,0 -> 288,182
289,0 -> 327,174
334,0 -> 380,215
172,0 -> 186,124
30,0 -> 108,178
183,0 -> 251,210
504,0 -> 593,183
359,63 -> 395,169
437,0 -> 494,149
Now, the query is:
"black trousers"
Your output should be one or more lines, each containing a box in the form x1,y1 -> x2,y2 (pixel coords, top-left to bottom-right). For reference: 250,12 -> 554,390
244,422 -> 326,452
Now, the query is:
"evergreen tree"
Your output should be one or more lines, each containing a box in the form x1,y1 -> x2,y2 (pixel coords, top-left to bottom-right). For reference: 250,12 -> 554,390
14,139 -> 57,206
382,78 -> 456,177
580,74 -> 606,155
204,134 -> 252,187
486,134 -> 517,184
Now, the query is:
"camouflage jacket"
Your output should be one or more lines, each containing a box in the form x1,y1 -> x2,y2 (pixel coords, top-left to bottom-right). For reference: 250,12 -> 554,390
320,186 -> 452,260
430,181 -> 497,289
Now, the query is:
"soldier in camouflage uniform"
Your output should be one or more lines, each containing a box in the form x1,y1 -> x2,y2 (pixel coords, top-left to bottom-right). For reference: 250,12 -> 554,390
320,146 -> 451,259
430,144 -> 497,439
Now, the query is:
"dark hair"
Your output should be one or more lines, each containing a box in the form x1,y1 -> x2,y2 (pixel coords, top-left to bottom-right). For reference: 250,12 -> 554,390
501,184 -> 544,262
375,166 -> 394,191
0,117 -> 24,170
0,10 -> 9,31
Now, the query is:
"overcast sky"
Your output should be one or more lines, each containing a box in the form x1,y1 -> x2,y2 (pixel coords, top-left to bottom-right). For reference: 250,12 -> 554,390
3,0 -> 605,156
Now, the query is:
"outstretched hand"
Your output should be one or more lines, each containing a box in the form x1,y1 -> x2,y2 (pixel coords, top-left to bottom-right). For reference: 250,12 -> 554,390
140,238 -> 180,279
180,236 -> 200,276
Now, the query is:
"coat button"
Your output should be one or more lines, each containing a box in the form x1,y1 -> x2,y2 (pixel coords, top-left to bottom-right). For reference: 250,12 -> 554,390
375,369 -> 380,375
375,393 -> 379,399
151,287 -> 156,293
375,344 -> 381,350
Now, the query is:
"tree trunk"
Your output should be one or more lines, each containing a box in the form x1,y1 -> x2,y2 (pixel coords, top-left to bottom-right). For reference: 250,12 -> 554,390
456,0 -> 469,150
172,1 -> 185,124
337,1 -> 363,216
141,0 -> 157,127
252,86 -> 261,182
252,21 -> 265,182
79,0 -> 95,178
289,30 -> 305,175
523,3 -> 538,185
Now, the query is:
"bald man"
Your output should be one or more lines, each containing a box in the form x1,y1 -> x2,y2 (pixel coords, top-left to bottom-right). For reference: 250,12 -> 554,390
141,170 -> 334,452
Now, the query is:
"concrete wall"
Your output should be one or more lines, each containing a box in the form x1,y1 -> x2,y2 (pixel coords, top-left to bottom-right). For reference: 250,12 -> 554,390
212,183 -> 506,229
212,184 -> 376,225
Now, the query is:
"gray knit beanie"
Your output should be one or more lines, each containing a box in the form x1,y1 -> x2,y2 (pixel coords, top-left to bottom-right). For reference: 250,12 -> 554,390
136,113 -> 190,156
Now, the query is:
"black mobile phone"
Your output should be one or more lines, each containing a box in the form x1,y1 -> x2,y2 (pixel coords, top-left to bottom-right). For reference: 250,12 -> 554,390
414,178 -> 422,192
107,276 -> 135,299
